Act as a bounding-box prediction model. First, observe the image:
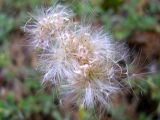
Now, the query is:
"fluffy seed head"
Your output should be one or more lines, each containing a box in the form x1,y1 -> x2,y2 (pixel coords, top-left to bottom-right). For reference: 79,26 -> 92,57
24,4 -> 129,110
24,4 -> 74,49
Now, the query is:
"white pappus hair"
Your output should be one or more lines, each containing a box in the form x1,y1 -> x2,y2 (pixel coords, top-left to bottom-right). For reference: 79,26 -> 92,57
24,4 -> 130,110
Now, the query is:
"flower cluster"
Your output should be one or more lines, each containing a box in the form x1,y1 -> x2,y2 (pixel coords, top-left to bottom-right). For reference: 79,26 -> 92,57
24,4 -> 129,109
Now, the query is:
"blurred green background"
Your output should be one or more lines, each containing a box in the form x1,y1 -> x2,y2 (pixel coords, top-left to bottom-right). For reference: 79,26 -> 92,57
0,0 -> 160,120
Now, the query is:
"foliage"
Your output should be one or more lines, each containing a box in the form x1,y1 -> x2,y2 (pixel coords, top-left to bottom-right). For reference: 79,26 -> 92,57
0,0 -> 160,119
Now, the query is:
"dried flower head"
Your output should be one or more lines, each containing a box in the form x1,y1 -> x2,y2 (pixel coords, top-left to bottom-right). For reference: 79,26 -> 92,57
24,4 -> 74,49
24,4 -> 130,110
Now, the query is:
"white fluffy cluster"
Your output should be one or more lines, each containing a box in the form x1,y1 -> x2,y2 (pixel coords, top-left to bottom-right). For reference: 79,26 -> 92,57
24,4 -> 129,109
